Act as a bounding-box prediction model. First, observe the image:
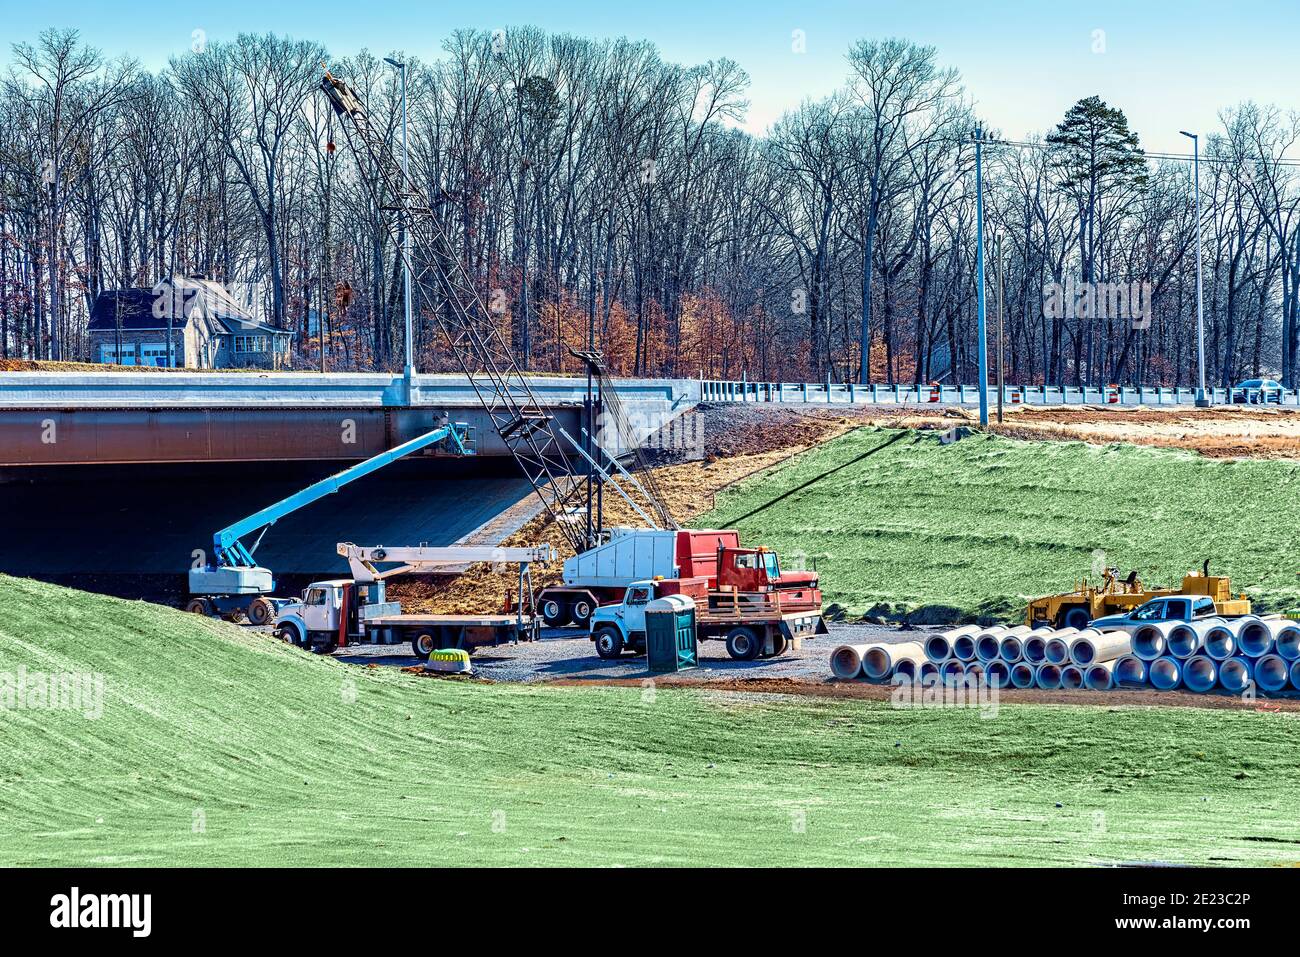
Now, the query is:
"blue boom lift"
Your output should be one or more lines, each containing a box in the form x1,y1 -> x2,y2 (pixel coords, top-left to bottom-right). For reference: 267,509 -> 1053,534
186,421 -> 472,623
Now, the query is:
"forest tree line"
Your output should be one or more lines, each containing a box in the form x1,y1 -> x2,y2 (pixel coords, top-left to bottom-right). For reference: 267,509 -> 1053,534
2,26 -> 1299,387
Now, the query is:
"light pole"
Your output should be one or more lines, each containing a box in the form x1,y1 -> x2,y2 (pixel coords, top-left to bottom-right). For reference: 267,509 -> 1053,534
1180,130 -> 1209,407
386,56 -> 414,387
973,126 -> 989,426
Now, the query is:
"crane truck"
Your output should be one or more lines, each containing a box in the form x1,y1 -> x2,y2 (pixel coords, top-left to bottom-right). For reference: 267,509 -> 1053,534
273,542 -> 552,657
186,421 -> 472,624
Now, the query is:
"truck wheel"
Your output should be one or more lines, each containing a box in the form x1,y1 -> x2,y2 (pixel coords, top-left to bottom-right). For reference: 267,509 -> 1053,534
275,623 -> 305,648
410,632 -> 437,659
247,597 -> 275,626
726,626 -> 761,661
569,598 -> 594,628
185,598 -> 212,616
593,627 -> 624,660
1062,607 -> 1091,630
540,597 -> 571,628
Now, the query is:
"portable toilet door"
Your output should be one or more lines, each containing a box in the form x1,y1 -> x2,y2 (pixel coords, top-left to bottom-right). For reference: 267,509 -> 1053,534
645,594 -> 698,673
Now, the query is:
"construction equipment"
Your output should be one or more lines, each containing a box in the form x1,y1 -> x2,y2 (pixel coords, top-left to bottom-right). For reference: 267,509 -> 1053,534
186,422 -> 472,623
320,69 -> 671,555
536,527 -> 821,628
273,541 -> 553,657
1025,562 -> 1252,630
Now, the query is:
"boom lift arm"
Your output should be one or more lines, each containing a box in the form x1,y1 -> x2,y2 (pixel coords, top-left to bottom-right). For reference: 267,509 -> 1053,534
205,422 -> 471,574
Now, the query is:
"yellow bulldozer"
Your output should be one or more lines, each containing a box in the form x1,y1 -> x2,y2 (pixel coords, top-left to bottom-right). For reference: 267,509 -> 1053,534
1026,561 -> 1252,630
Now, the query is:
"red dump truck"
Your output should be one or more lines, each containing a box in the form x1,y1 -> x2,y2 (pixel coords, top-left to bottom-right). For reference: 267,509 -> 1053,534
536,527 -> 822,629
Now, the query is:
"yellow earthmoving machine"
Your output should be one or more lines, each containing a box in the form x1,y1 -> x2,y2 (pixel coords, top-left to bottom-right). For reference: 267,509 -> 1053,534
1026,561 -> 1252,629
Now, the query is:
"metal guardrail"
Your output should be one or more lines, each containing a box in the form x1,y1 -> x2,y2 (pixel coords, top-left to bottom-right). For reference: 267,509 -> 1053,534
698,379 -> 1300,408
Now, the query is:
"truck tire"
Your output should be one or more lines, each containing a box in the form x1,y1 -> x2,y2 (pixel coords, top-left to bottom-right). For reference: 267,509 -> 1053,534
569,597 -> 594,628
540,597 -> 571,628
593,627 -> 624,660
185,598 -> 212,616
725,626 -> 761,661
410,632 -> 437,660
1062,607 -> 1091,631
275,622 -> 306,648
770,635 -> 788,657
247,597 -> 275,626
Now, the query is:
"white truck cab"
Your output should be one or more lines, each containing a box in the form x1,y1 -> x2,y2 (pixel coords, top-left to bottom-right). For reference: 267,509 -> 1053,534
274,579 -> 356,652
589,580 -> 655,658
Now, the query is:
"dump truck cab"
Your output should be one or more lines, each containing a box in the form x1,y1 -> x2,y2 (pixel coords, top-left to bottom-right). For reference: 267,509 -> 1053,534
715,546 -> 821,610
274,579 -> 374,653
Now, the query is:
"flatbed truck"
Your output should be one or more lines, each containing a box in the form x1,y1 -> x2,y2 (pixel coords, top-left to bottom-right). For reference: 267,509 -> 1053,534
589,577 -> 828,661
272,543 -> 551,658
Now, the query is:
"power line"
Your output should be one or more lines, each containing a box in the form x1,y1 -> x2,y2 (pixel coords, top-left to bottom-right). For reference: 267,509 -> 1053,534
976,135 -> 1300,168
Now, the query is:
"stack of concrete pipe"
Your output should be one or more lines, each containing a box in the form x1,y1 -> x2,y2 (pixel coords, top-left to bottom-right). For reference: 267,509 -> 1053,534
829,615 -> 1300,695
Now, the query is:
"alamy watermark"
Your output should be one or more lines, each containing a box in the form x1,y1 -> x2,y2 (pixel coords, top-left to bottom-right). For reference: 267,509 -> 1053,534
890,673 -> 999,719
0,666 -> 105,720
1043,278 -> 1152,329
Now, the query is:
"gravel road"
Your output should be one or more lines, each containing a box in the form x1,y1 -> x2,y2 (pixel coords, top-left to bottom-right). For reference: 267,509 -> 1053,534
332,620 -> 914,683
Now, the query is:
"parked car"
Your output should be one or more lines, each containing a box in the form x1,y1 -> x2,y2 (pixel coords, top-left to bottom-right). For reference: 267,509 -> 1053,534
1231,378 -> 1283,404
1090,595 -> 1220,635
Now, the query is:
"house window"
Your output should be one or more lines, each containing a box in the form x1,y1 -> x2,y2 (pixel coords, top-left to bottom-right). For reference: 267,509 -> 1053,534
233,335 -> 268,354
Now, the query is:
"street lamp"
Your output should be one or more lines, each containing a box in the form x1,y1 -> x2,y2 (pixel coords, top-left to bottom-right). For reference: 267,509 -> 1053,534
1180,130 -> 1209,407
386,56 -> 414,386
973,126 -> 989,426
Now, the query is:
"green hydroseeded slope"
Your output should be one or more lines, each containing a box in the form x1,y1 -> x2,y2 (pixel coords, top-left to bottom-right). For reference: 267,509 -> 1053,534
1,575 -> 1299,866
700,428 -> 1300,620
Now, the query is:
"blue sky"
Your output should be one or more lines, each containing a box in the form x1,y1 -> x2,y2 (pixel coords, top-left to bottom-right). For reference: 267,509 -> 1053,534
4,0 -> 1298,153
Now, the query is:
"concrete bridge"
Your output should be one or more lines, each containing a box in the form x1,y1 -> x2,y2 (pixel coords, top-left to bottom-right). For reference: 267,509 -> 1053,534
0,371 -> 697,467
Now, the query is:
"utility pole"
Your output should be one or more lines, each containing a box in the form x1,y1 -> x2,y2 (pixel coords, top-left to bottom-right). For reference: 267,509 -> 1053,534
1181,130 -> 1209,407
386,57 -> 414,395
996,232 -> 1005,424
974,126 -> 989,426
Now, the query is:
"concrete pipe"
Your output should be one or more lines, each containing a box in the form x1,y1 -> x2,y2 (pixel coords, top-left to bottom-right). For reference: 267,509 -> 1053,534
830,644 -> 872,679
1237,617 -> 1286,657
1253,654 -> 1290,693
1276,624 -> 1300,662
862,641 -> 928,681
1218,656 -> 1254,694
940,659 -> 967,685
1113,655 -> 1148,689
1084,660 -> 1115,691
894,659 -> 920,683
1166,618 -> 1222,659
1181,655 -> 1218,693
1148,656 -> 1182,691
1291,660 -> 1300,691
1010,661 -> 1037,688
998,634 -> 1026,663
1035,663 -> 1063,690
1060,665 -> 1085,690
983,659 -> 1010,688
1069,629 -> 1131,666
975,626 -> 1023,663
1201,622 -> 1237,661
1132,620 -> 1178,661
1044,634 -> 1076,665
952,633 -> 980,662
